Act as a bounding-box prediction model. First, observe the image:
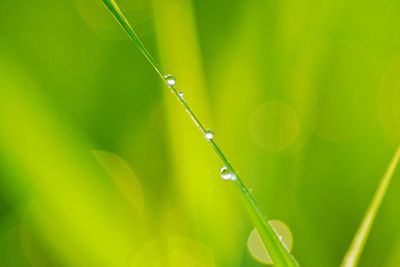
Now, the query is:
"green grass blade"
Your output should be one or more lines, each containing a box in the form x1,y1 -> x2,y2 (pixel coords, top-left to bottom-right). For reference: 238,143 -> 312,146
101,0 -> 164,79
341,146 -> 400,267
102,0 -> 300,266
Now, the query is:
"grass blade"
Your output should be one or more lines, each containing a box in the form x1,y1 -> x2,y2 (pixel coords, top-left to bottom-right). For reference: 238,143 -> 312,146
101,0 -> 300,266
341,146 -> 400,267
101,0 -> 163,79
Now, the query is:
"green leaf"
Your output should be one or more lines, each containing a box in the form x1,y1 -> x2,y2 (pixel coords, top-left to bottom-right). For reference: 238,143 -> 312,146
341,146 -> 400,267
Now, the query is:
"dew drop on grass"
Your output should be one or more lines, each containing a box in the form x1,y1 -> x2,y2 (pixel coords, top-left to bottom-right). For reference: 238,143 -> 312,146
220,166 -> 236,180
164,74 -> 176,86
205,130 -> 214,140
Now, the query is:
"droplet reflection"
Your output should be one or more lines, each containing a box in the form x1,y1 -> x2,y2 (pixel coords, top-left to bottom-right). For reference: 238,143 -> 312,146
220,166 -> 236,181
164,74 -> 176,87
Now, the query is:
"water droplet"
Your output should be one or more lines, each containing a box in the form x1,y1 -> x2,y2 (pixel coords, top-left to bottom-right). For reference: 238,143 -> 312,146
220,166 -> 236,180
205,130 -> 214,140
178,91 -> 184,98
164,74 -> 176,86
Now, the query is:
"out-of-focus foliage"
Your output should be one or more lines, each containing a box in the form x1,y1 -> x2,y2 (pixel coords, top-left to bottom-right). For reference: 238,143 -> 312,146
0,0 -> 399,266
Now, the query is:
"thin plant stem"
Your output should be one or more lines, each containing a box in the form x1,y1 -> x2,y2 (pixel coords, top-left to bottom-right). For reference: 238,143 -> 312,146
341,146 -> 400,267
102,0 -> 300,266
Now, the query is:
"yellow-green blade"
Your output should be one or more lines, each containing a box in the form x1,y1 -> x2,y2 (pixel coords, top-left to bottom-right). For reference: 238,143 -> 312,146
341,146 -> 400,267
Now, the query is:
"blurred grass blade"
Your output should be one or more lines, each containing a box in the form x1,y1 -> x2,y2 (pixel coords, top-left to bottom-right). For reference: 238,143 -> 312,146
0,61 -> 141,267
151,0 -> 242,265
341,146 -> 400,267
102,0 -> 300,266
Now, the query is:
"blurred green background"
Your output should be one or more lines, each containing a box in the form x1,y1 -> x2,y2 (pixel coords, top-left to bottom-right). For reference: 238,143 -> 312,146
1,0 -> 400,266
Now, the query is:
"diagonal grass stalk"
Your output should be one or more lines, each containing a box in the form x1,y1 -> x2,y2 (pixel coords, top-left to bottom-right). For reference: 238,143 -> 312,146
102,0 -> 300,266
341,146 -> 400,267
